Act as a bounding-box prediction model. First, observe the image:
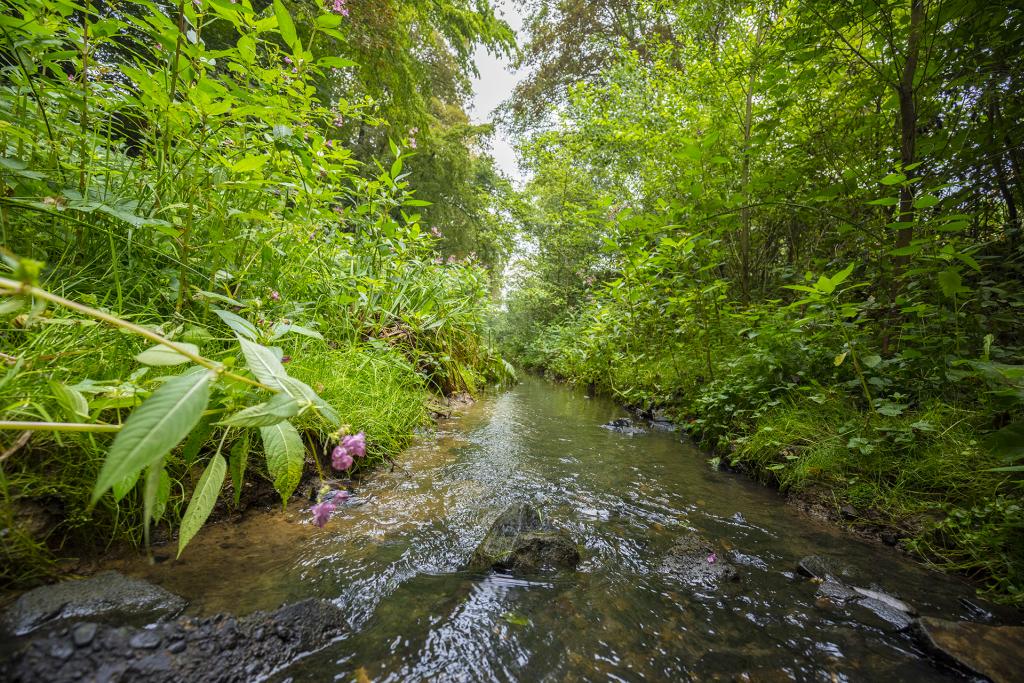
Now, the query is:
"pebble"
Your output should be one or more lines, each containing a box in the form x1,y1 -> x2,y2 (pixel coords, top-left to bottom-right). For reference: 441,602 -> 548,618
129,630 -> 162,649
71,622 -> 97,647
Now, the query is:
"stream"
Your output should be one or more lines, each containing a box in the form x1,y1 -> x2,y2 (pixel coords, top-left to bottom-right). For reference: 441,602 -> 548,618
110,377 -> 1002,681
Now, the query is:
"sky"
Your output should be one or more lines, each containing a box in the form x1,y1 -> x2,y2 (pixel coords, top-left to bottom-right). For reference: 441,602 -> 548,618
468,1 -> 528,183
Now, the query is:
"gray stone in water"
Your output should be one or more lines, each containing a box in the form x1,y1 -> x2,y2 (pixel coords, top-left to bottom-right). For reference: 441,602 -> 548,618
660,532 -> 739,587
2,571 -> 187,636
852,586 -> 916,615
470,503 -> 580,572
816,580 -> 860,604
914,616 -> 1024,683
601,418 -> 646,435
855,597 -> 914,632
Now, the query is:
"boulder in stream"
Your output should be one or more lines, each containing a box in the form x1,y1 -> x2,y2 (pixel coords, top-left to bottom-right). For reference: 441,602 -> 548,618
914,616 -> 1024,683
1,598 -> 347,683
470,503 -> 580,572
601,418 -> 646,435
660,532 -> 739,587
1,570 -> 187,636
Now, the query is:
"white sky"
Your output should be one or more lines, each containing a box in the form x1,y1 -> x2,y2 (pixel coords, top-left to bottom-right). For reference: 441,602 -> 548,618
468,1 -> 528,183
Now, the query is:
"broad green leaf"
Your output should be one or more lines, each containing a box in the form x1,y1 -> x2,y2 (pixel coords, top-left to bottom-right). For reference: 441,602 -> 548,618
279,375 -> 340,426
273,0 -> 298,49
913,194 -> 940,209
230,432 -> 250,506
177,454 -> 227,557
49,380 -> 89,419
213,309 -> 258,341
239,338 -> 286,388
220,392 -> 301,427
937,268 -> 966,298
316,13 -> 343,28
231,155 -> 268,172
92,371 -> 213,504
880,173 -> 906,185
113,470 -> 140,502
260,421 -> 305,505
834,352 -> 848,366
862,355 -> 882,369
984,422 -> 1024,461
829,263 -> 855,289
135,342 -> 199,366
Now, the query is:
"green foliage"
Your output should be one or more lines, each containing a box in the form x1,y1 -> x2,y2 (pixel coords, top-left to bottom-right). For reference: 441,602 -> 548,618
502,0 -> 1024,602
0,0 -> 513,585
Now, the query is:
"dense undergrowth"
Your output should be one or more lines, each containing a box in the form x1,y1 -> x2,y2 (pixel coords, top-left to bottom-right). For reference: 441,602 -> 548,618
500,1 -> 1024,602
0,0 -> 514,587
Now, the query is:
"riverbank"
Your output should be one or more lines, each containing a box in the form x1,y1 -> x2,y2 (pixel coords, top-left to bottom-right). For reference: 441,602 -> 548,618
0,339 -> 486,591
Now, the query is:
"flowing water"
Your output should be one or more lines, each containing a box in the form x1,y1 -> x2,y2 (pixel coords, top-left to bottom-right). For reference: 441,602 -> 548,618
114,377 -> 1004,681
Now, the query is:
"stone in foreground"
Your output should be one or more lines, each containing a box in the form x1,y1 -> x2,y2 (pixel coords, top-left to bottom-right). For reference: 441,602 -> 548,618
914,616 -> 1024,683
661,532 -> 739,587
2,570 -> 187,636
470,503 -> 580,572
2,599 -> 346,683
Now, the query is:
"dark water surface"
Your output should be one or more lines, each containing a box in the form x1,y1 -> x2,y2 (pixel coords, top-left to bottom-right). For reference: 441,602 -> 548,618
117,378 -> 996,681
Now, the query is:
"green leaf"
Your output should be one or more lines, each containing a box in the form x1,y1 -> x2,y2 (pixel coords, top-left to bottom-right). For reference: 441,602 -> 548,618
937,268 -> 966,298
49,380 -> 89,419
92,371 -> 213,505
318,56 -> 357,68
177,454 -> 227,557
316,13 -> 343,28
880,173 -> 906,185
834,352 -> 847,366
984,422 -> 1024,461
239,338 -> 286,388
230,432 -> 250,507
220,392 -> 301,427
134,342 -> 199,366
231,155 -> 269,173
113,471 -> 140,503
214,309 -> 258,341
260,421 -> 305,505
913,194 -> 940,209
862,354 -> 882,369
273,0 -> 298,49
279,375 -> 340,426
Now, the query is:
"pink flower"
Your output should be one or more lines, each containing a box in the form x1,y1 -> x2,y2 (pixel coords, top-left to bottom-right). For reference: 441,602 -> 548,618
270,290 -> 280,301
342,432 -> 366,458
330,0 -> 349,15
332,445 -> 354,470
430,226 -> 442,238
333,115 -> 345,127
408,137 -> 417,149
283,56 -> 292,66
310,500 -> 336,527
707,553 -> 717,564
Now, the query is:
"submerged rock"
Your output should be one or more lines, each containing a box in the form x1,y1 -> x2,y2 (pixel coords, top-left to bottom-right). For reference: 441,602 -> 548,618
660,532 -> 739,587
470,503 -> 580,572
601,418 -> 646,435
1,571 -> 187,636
2,599 -> 347,683
914,616 -> 1024,683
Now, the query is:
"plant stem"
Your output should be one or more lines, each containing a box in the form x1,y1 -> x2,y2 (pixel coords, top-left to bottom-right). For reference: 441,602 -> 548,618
0,277 -> 274,391
0,421 -> 121,433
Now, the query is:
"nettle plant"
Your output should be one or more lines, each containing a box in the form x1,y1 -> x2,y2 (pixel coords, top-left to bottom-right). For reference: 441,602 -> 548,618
0,260 -> 362,555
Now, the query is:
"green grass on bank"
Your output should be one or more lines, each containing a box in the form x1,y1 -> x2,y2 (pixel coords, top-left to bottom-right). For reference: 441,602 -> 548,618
0,338 -> 431,589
